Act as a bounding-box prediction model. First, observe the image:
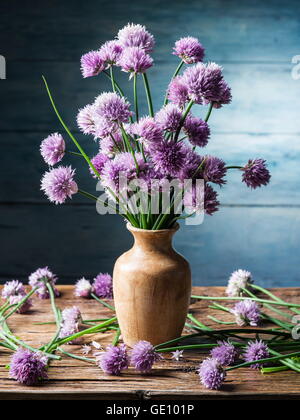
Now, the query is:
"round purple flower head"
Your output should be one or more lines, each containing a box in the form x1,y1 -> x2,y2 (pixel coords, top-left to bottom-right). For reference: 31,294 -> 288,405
198,357 -> 226,390
99,40 -> 123,68
230,299 -> 261,327
40,133 -> 65,166
41,166 -> 78,205
131,116 -> 164,144
243,340 -> 269,369
204,184 -> 220,215
167,76 -> 189,108
100,131 -> 125,156
28,267 -> 59,299
210,341 -> 239,366
9,295 -> 33,314
80,50 -> 105,78
117,23 -> 155,53
184,116 -> 210,148
226,269 -> 253,297
94,92 -> 132,124
93,273 -> 113,299
155,104 -> 182,132
97,344 -> 129,375
152,140 -> 185,177
59,306 -> 82,344
118,47 -> 153,78
173,37 -> 205,64
130,340 -> 161,373
77,104 -> 96,136
242,159 -> 271,189
2,280 -> 26,300
183,182 -> 220,216
90,153 -> 110,178
10,348 -> 48,386
62,306 -> 82,323
75,278 -> 92,298
203,156 -> 227,185
213,79 -> 232,108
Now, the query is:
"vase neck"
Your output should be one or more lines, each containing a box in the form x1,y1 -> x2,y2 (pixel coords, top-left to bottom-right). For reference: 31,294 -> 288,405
128,225 -> 178,253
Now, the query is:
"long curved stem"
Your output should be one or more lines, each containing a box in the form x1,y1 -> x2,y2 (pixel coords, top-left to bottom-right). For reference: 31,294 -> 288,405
142,73 -> 154,117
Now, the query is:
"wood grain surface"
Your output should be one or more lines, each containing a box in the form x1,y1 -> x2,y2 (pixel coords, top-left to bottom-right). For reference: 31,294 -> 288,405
0,286 -> 299,400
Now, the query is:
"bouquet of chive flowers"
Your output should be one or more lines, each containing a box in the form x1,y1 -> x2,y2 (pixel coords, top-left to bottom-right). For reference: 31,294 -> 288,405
40,23 -> 271,230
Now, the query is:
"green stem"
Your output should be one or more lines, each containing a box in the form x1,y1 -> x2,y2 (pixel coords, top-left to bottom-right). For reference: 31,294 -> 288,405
91,293 -> 115,311
204,102 -> 214,122
58,347 -> 95,363
44,283 -> 62,353
163,60 -> 184,106
2,287 -> 38,321
207,315 -> 235,325
154,333 -> 202,350
110,66 -> 116,93
261,366 -> 289,373
103,70 -> 125,97
112,328 -> 121,346
67,151 -> 83,157
133,73 -> 139,122
252,284 -> 300,316
225,166 -> 243,170
174,99 -> 194,142
142,73 -> 154,117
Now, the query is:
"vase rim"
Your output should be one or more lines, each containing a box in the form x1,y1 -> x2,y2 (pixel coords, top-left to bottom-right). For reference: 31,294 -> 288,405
126,222 -> 180,234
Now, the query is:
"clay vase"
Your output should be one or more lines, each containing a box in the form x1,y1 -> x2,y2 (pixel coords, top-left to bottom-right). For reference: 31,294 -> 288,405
113,222 -> 191,347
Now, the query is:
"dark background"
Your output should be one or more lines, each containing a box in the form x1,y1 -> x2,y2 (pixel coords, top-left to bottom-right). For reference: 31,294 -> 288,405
0,0 -> 299,287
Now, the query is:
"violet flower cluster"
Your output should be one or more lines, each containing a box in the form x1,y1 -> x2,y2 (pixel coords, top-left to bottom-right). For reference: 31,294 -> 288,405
59,306 -> 82,344
40,23 -> 271,229
29,267 -> 60,299
74,273 -> 113,299
1,280 -> 32,314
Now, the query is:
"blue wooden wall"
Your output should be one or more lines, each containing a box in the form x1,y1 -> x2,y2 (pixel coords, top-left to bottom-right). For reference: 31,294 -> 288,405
1,0 -> 300,287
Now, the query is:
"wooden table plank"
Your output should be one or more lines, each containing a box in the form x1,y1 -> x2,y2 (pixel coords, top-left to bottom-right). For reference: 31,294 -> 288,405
0,286 -> 299,400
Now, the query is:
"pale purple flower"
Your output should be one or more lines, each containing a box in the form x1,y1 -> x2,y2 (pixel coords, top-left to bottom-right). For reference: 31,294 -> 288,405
100,132 -> 125,157
203,156 -> 227,185
167,76 -> 189,108
94,92 -> 132,124
94,115 -> 118,138
242,159 -> 271,189
9,295 -> 33,314
243,340 -> 269,369
29,267 -> 59,299
118,47 -> 153,78
213,79 -> 232,108
155,104 -> 182,132
97,344 -> 129,375
10,348 -> 48,386
59,320 -> 80,344
75,278 -> 92,298
131,117 -> 164,144
184,116 -> 210,147
40,133 -> 65,166
171,350 -> 184,361
130,340 -> 162,373
198,357 -> 226,390
117,23 -> 155,53
177,145 -> 203,181
41,166 -> 78,205
93,273 -> 113,299
226,269 -> 253,297
230,299 -> 261,327
77,105 -> 96,136
90,153 -> 110,178
210,341 -> 239,366
80,50 -> 105,78
151,140 -> 185,177
81,345 -> 92,355
173,37 -> 205,64
2,280 -> 26,300
61,306 -> 82,323
99,40 -> 123,67
185,183 -> 219,215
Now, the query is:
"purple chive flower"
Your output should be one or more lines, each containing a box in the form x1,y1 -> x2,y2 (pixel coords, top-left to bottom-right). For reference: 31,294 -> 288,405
226,269 -> 253,297
99,40 -> 123,67
131,117 -> 164,144
94,116 -> 118,139
28,267 -> 60,299
210,341 -> 239,366
173,36 -> 205,64
198,358 -> 226,390
171,350 -> 184,361
130,341 -> 162,373
204,184 -> 220,215
97,344 -> 129,375
94,92 -> 132,124
61,306 -> 82,323
10,348 -> 48,386
213,79 -> 232,108
40,133 -> 65,166
183,182 -> 220,215
167,76 -> 189,108
118,47 -> 153,78
77,104 -> 96,136
90,153 -> 110,177
184,116 -> 210,147
59,306 -> 82,344
100,132 -> 125,156
93,273 -> 113,299
203,156 -> 227,185
80,50 -> 105,78
2,280 -> 26,300
75,278 -> 92,298
151,140 -> 185,177
9,295 -> 33,314
117,23 -> 155,53
155,104 -> 182,132
41,166 -> 78,205
243,340 -> 270,369
242,159 -> 271,189
230,299 -> 261,327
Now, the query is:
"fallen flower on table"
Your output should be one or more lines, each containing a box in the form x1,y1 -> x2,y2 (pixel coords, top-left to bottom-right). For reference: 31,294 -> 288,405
210,341 -> 239,366
75,278 -> 93,298
28,267 -> 60,299
230,299 -> 261,327
96,344 -> 129,375
92,273 -> 113,299
9,348 -> 48,386
130,340 -> 163,373
243,340 -> 270,369
171,349 -> 184,361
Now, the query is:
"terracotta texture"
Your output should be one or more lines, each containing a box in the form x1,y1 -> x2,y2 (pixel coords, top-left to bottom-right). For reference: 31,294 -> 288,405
113,223 -> 191,346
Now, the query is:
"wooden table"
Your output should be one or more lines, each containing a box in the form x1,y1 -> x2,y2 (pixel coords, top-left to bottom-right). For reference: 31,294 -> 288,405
0,286 -> 299,400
